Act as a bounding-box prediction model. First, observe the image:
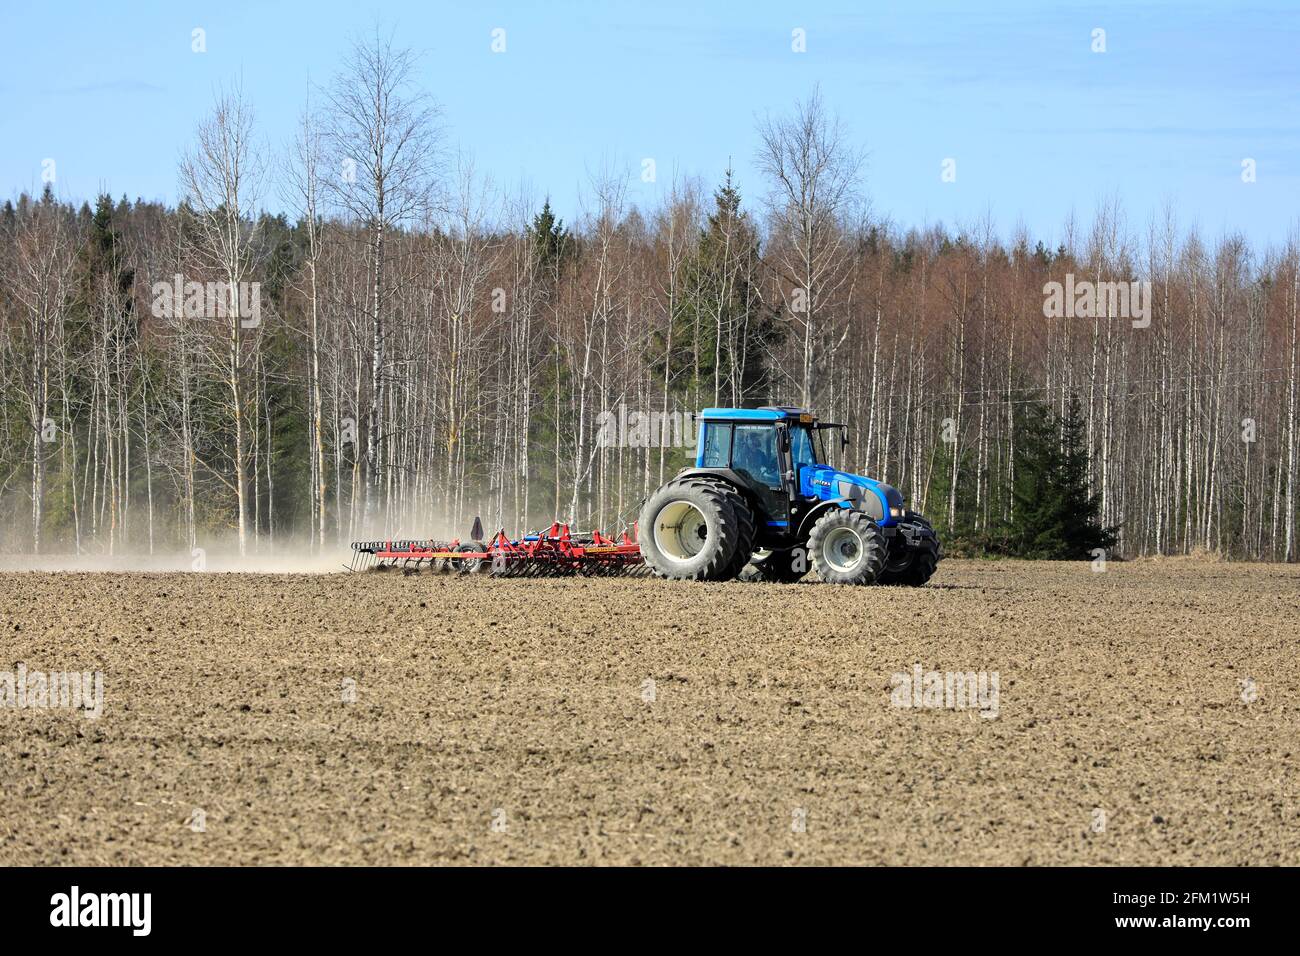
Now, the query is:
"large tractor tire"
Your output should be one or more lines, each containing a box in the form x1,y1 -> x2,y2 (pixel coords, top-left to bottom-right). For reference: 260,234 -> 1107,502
808,508 -> 887,586
738,547 -> 809,583
693,478 -> 757,577
877,512 -> 941,587
877,541 -> 939,586
638,478 -> 755,581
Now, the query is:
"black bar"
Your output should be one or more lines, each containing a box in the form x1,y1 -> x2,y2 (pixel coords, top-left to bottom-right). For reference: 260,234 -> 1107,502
0,866 -> 1282,942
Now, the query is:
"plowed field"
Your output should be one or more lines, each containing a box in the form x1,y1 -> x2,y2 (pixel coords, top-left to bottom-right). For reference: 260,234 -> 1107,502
1,558 -> 1296,865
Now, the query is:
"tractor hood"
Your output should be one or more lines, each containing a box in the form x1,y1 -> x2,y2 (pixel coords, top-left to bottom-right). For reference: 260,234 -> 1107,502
800,465 -> 905,526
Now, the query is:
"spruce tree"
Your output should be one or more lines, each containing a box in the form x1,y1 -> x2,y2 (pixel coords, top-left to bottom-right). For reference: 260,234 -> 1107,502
1008,395 -> 1117,558
528,199 -> 572,273
652,169 -> 779,406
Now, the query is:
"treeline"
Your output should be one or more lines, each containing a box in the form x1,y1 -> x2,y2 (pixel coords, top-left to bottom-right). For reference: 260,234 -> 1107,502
1,38 -> 1297,560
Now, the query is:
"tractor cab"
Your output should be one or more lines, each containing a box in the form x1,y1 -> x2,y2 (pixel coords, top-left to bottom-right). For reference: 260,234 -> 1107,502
695,407 -> 798,531
693,407 -> 901,542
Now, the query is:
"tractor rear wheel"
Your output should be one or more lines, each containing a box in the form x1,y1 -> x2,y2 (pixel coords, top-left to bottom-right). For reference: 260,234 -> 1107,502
691,477 -> 756,577
638,478 -> 754,581
739,547 -> 808,583
808,509 -> 886,585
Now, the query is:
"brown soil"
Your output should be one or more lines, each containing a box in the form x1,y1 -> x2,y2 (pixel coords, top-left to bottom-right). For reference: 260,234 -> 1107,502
1,558 -> 1297,865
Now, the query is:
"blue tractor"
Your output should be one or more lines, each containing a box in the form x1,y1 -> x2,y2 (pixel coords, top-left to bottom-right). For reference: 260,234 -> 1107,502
637,407 -> 941,585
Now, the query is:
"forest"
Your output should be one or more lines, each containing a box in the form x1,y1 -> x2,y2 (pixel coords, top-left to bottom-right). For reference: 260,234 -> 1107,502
2,37 -> 1297,561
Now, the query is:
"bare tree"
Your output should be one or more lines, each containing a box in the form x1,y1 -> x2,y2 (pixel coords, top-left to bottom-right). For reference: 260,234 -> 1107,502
283,92 -> 329,550
324,30 -> 442,532
10,194 -> 79,553
756,86 -> 864,406
178,85 -> 266,556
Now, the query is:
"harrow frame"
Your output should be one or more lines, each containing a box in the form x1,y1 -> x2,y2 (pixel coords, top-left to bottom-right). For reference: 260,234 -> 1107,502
348,522 -> 645,577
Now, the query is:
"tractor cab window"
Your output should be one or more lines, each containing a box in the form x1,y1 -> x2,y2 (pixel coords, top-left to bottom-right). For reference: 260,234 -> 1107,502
731,424 -> 781,488
791,425 -> 818,474
701,423 -> 732,468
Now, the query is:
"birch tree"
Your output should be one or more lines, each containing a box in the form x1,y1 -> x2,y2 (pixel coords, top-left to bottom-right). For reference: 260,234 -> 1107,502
324,32 -> 442,532
178,87 -> 265,556
756,86 -> 863,406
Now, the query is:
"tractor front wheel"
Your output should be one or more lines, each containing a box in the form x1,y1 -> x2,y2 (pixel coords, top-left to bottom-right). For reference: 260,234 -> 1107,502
877,512 -> 941,586
638,478 -> 754,581
877,544 -> 939,586
808,509 -> 886,585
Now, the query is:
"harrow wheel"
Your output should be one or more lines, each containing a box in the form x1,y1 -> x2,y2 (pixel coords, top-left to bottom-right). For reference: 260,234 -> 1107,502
453,543 -> 489,575
807,509 -> 886,586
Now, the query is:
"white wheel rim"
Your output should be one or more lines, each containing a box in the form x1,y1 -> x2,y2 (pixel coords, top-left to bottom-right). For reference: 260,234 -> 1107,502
654,500 -> 709,562
822,527 -> 863,573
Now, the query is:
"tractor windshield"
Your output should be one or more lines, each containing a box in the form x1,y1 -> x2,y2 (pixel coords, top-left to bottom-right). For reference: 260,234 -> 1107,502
811,424 -> 842,469
791,425 -> 819,474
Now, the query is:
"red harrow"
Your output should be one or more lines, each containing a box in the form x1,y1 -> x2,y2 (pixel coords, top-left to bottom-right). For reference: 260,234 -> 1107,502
348,521 -> 647,577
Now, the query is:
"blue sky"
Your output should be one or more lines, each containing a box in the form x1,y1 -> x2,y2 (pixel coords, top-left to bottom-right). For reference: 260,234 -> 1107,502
3,0 -> 1298,247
